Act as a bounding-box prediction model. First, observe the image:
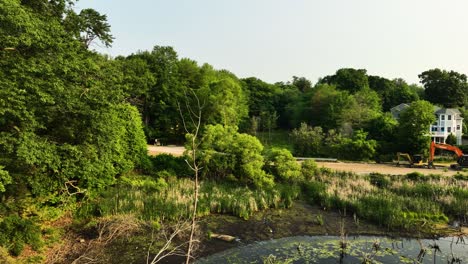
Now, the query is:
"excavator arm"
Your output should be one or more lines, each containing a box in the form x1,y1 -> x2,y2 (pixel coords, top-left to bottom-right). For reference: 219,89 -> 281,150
429,142 -> 465,169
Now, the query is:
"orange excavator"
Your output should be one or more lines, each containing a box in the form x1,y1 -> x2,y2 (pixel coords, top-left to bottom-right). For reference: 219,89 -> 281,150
428,141 -> 468,169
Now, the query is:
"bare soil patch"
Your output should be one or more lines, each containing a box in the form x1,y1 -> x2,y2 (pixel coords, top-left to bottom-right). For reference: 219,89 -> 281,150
147,145 -> 185,157
317,162 -> 458,176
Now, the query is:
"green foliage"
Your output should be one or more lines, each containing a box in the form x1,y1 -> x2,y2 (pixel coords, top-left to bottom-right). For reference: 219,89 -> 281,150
264,148 -> 302,182
397,100 -> 435,155
306,84 -> 354,130
368,76 -> 419,111
419,68 -> 468,108
80,176 -> 299,221
369,173 -> 390,188
301,171 -> 458,230
445,133 -> 457,145
301,159 -> 319,181
0,166 -> 12,193
197,125 -> 274,188
0,215 -> 43,256
148,154 -> 192,178
201,73 -> 248,126
321,68 -> 369,93
291,123 -> 324,157
334,130 -> 377,161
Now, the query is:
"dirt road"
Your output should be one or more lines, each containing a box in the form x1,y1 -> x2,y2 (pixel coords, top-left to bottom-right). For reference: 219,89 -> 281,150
147,145 -> 185,156
316,162 -> 457,176
147,145 -> 457,176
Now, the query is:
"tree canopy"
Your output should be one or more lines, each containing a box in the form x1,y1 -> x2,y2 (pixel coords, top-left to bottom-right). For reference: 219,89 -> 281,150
419,68 -> 468,108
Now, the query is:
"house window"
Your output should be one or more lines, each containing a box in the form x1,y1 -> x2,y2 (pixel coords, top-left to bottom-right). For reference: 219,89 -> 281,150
441,127 -> 445,132
432,127 -> 438,132
441,115 -> 445,120
448,115 -> 452,120
448,127 -> 451,133
457,125 -> 461,130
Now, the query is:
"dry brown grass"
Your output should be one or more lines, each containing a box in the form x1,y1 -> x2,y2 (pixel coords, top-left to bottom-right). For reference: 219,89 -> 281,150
45,214 -> 142,264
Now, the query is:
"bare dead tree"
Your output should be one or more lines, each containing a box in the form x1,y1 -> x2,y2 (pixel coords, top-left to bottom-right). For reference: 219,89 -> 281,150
146,219 -> 193,264
177,89 -> 204,264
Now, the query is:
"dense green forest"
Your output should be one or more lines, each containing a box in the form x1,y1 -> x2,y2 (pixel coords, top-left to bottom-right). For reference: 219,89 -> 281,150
1,0 -> 467,261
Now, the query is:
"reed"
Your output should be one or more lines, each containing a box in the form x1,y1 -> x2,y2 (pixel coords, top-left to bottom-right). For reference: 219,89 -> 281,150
79,175 -> 300,221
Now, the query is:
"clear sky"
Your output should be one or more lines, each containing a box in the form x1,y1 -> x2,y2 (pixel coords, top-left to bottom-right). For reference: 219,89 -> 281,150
76,0 -> 468,85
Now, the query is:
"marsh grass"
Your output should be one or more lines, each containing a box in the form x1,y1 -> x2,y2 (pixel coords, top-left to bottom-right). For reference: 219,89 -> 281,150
302,171 -> 468,230
78,170 -> 467,231
78,175 -> 300,221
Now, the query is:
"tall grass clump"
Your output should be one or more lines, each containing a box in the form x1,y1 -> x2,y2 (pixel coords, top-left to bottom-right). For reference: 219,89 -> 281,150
301,170 -> 464,230
78,174 -> 300,221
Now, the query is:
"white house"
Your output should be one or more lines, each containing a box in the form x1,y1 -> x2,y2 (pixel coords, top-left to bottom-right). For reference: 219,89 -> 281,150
391,103 -> 464,145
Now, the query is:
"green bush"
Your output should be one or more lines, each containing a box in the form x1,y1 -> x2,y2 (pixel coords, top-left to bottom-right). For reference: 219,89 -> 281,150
290,123 -> 324,157
302,181 -> 327,205
264,148 -> 302,182
405,171 -> 424,181
197,125 -> 274,188
369,173 -> 390,188
149,154 -> 192,178
0,215 -> 43,256
334,130 -> 377,161
301,159 -> 319,181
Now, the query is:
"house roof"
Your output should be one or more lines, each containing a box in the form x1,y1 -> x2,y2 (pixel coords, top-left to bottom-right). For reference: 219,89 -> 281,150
390,103 -> 463,120
390,103 -> 410,119
434,108 -> 461,115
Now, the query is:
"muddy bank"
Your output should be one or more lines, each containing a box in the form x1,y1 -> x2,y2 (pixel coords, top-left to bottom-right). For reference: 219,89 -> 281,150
51,201 -> 465,264
197,201 -> 464,260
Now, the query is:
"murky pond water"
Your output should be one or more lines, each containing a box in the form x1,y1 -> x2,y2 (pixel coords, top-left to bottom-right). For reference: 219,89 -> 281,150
197,235 -> 467,263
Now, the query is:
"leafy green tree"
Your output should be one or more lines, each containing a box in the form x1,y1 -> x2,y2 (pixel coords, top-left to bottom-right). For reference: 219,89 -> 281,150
64,8 -> 113,48
291,123 -> 324,157
397,100 -> 435,155
241,77 -> 281,118
342,88 -> 382,129
197,125 -> 274,187
264,148 -> 302,182
201,72 -> 248,127
0,0 -> 147,254
321,68 -> 369,93
275,81 -> 302,129
368,76 -> 419,111
335,130 -> 377,161
292,76 -> 312,92
365,113 -> 399,159
301,84 -> 354,130
445,133 -> 457,145
419,69 -> 468,108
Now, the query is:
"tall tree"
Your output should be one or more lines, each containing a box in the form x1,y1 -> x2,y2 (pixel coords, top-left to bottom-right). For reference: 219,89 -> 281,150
0,0 -> 146,254
292,76 -> 312,92
397,100 -> 435,155
368,76 -> 419,111
321,68 -> 369,93
419,68 -> 468,108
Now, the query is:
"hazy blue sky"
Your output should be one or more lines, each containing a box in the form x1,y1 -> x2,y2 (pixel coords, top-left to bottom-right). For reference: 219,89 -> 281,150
76,0 -> 468,85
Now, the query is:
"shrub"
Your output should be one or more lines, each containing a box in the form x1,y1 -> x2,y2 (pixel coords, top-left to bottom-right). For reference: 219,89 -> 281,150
301,159 -> 319,181
369,173 -> 390,188
302,181 -> 327,204
150,154 -> 192,178
405,172 -> 426,182
290,123 -> 324,157
264,148 -> 302,182
0,215 -> 43,256
334,130 -> 377,161
197,125 -> 274,188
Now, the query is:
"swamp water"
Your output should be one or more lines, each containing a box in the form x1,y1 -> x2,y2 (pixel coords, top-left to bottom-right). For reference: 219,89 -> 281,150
197,235 -> 467,263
